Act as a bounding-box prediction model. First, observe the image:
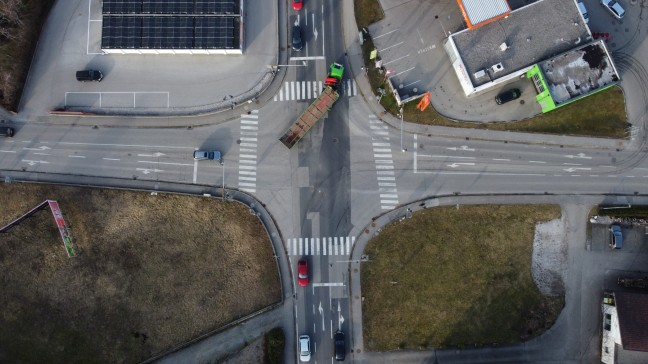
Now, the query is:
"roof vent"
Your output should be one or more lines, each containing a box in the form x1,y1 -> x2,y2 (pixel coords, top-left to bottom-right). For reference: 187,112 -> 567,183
491,63 -> 504,73
474,69 -> 487,79
499,42 -> 508,51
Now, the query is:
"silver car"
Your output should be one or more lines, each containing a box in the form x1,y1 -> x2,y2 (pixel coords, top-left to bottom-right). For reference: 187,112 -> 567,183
600,0 -> 625,19
299,335 -> 311,362
193,150 -> 222,162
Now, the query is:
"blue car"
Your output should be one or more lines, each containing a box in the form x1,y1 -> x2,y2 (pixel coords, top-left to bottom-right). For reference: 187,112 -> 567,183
610,224 -> 623,249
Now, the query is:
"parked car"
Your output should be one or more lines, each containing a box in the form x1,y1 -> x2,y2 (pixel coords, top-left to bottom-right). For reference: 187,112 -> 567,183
495,88 -> 521,105
292,0 -> 303,11
193,150 -> 222,162
600,0 -> 625,19
298,258 -> 309,287
334,330 -> 346,361
76,70 -> 103,82
299,335 -> 311,362
292,25 -> 303,51
610,224 -> 623,249
0,126 -> 14,137
577,2 -> 589,23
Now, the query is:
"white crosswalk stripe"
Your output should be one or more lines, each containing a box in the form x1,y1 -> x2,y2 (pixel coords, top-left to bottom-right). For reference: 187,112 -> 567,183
286,236 -> 356,256
273,80 -> 358,101
369,115 -> 399,210
238,111 -> 259,193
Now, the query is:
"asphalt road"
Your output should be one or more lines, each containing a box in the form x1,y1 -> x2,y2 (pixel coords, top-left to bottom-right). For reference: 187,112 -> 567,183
2,0 -> 648,363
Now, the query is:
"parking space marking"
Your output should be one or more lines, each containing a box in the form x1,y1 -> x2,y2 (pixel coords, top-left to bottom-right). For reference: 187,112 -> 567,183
374,29 -> 399,39
379,41 -> 405,52
384,54 -> 411,66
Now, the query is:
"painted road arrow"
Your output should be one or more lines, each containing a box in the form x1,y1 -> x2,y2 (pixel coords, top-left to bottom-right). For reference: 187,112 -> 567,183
136,168 -> 164,175
447,145 -> 475,151
565,153 -> 592,159
319,302 -> 324,331
22,159 -> 49,166
338,301 -> 345,328
447,162 -> 475,168
137,152 -> 166,157
563,167 -> 591,173
23,146 -> 51,151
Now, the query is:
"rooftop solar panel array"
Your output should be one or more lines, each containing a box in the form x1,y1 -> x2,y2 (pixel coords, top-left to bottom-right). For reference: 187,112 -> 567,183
102,0 -> 240,50
103,0 -> 239,15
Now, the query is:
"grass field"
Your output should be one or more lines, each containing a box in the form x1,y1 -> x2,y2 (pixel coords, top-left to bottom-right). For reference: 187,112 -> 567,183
361,205 -> 564,351
403,86 -> 628,138
0,183 -> 281,363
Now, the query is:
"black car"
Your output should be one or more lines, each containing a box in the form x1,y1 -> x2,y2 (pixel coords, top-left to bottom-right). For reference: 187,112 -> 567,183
0,126 -> 14,137
292,25 -> 302,51
334,330 -> 345,361
495,88 -> 521,105
76,70 -> 103,82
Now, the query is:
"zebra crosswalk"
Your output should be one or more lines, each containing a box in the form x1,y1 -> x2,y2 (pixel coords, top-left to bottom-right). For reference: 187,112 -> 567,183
273,79 -> 357,101
286,237 -> 356,256
238,111 -> 258,193
368,115 -> 399,210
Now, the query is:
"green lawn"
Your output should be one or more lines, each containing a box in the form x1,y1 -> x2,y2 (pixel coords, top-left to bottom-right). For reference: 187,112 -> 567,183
361,205 -> 564,351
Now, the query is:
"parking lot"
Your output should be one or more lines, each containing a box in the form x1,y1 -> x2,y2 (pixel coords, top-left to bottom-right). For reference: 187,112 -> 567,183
590,222 -> 646,253
19,0 -> 276,118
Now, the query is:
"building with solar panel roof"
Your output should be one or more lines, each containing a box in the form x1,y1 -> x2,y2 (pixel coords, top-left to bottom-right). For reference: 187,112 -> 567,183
102,0 -> 243,54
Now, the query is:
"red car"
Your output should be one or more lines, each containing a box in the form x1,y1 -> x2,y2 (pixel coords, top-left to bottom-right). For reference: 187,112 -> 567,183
298,258 -> 309,286
292,0 -> 303,11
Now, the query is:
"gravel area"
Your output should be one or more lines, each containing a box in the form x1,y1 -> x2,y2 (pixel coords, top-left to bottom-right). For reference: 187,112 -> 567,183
532,216 -> 568,296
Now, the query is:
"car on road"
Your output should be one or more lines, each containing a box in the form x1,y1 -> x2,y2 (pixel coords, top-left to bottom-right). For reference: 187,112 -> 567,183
0,126 -> 14,137
292,25 -> 303,51
299,335 -> 311,362
600,0 -> 625,19
334,330 -> 345,361
193,150 -> 222,162
577,2 -> 589,24
495,88 -> 521,105
292,0 -> 303,11
610,224 -> 623,249
298,258 -> 309,287
76,70 -> 103,82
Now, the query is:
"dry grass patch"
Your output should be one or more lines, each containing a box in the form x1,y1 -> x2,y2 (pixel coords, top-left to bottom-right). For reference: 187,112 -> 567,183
403,85 -> 626,138
354,0 -> 384,30
361,205 -> 564,351
0,183 -> 280,364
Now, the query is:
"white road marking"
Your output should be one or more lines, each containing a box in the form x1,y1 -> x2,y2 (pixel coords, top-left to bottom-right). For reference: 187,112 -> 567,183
68,155 -> 86,158
313,283 -> 345,287
0,150 -> 16,153
22,160 -> 49,165
138,160 -> 193,166
380,41 -> 404,52
103,158 -> 120,161
193,159 -> 198,183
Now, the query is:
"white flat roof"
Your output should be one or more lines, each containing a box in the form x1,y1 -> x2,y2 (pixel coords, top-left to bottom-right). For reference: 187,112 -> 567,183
458,0 -> 510,28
